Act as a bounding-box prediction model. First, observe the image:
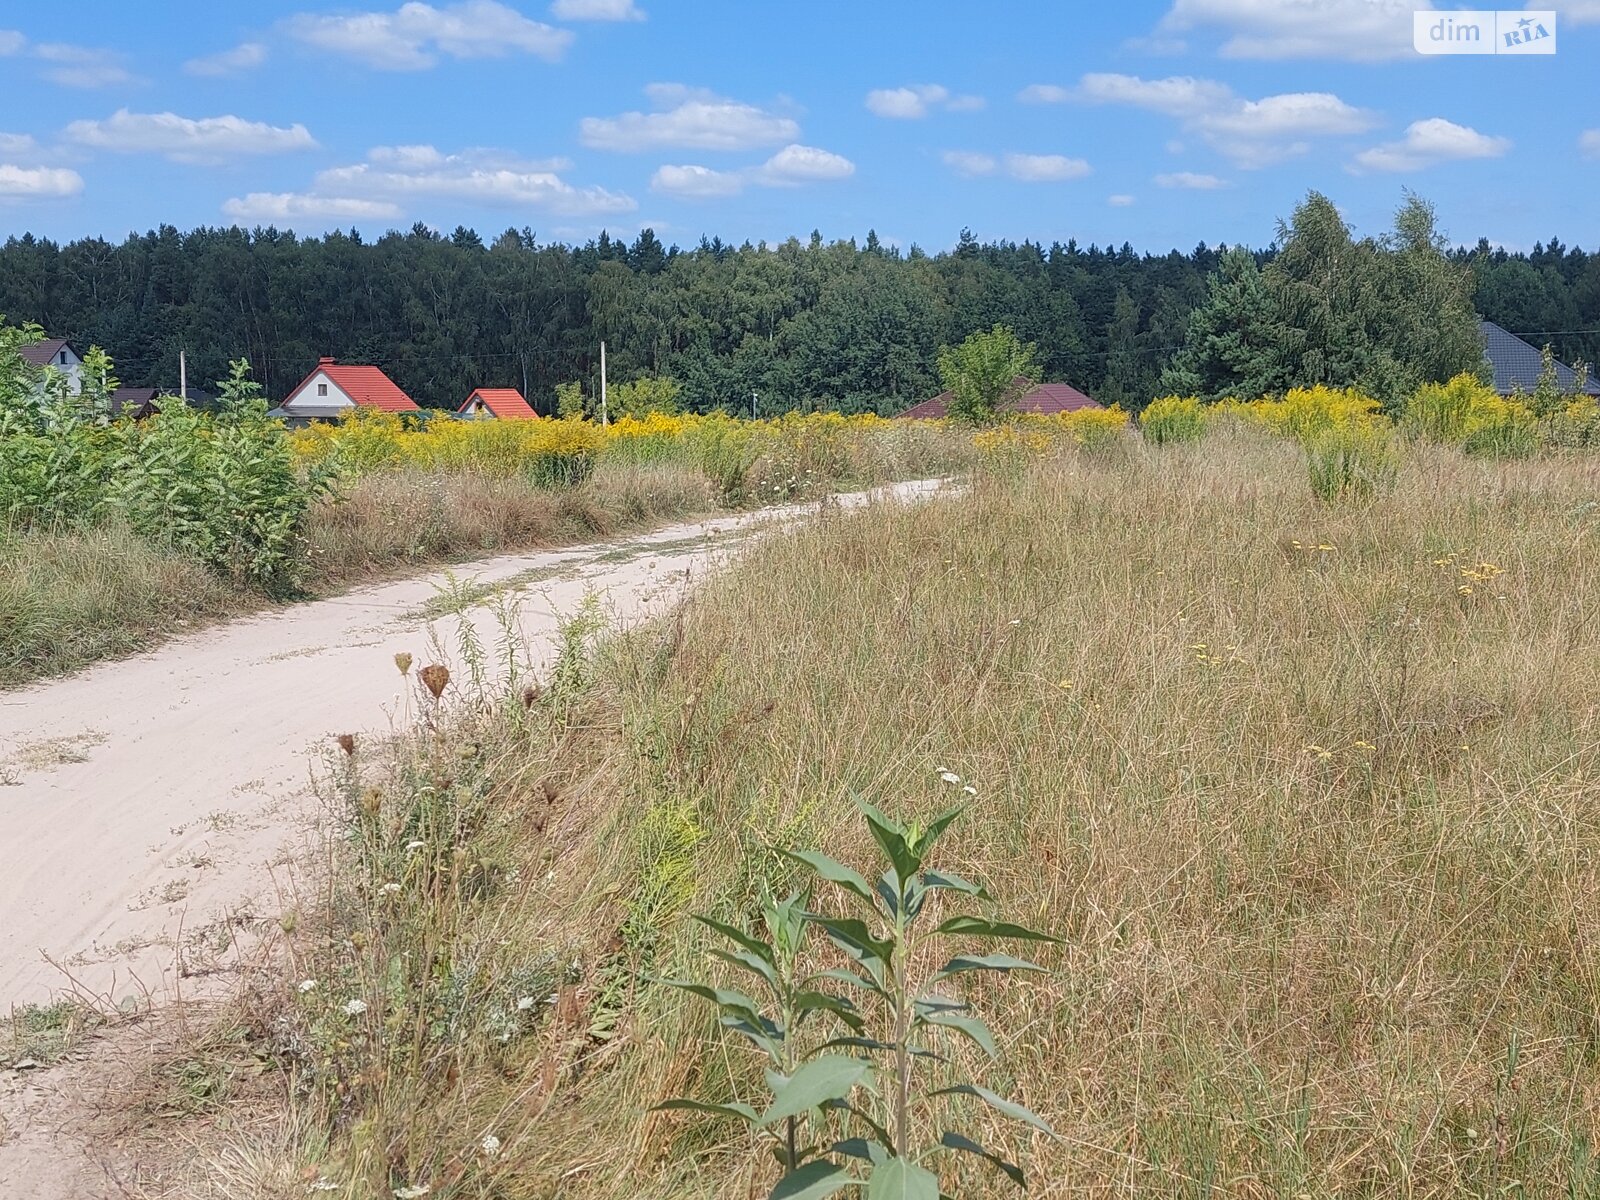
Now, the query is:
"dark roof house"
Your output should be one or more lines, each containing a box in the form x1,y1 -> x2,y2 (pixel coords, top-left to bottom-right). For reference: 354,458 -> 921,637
898,376 -> 1103,419
278,357 -> 420,422
1481,320 -> 1600,397
18,339 -> 78,370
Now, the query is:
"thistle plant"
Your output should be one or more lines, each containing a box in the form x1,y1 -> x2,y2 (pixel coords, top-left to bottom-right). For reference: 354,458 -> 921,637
657,800 -> 1058,1198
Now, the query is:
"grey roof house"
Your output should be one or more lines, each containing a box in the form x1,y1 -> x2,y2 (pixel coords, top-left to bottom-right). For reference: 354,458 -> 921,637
1480,320 -> 1600,397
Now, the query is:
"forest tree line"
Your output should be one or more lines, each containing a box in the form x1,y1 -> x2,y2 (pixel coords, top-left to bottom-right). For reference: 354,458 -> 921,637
0,199 -> 1595,415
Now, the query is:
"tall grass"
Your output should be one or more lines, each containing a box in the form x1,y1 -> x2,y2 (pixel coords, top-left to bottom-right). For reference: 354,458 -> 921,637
205,427 -> 1600,1198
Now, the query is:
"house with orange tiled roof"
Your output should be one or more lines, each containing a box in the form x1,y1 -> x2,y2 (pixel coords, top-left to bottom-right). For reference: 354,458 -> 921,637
459,387 -> 538,420
273,357 -> 420,425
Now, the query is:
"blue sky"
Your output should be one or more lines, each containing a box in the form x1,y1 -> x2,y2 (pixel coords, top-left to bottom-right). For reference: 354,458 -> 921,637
1,0 -> 1597,252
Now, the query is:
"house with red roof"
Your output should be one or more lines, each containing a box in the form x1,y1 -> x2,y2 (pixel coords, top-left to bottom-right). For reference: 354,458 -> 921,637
459,387 -> 538,420
898,376 -> 1103,419
273,357 -> 420,425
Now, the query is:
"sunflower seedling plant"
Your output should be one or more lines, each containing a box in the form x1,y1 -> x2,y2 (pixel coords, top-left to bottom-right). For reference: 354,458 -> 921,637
656,800 -> 1058,1198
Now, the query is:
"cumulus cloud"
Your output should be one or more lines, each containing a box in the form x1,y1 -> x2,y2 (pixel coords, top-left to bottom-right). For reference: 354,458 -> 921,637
550,0 -> 645,18
33,41 -> 141,87
1350,117 -> 1511,172
1155,0 -> 1422,61
941,150 -> 997,177
287,1 -> 571,69
1108,193 -> 1136,207
222,193 -> 404,222
864,84 -> 982,119
66,110 -> 317,163
650,144 -> 853,198
312,144 -> 635,215
0,30 -> 24,55
0,164 -> 84,199
0,133 -> 37,155
1005,153 -> 1092,182
184,42 -> 268,77
1017,83 -> 1070,104
1156,171 -> 1230,189
1074,72 -> 1376,167
941,150 -> 1090,182
1580,129 -> 1600,159
1554,1 -> 1600,24
582,84 -> 800,151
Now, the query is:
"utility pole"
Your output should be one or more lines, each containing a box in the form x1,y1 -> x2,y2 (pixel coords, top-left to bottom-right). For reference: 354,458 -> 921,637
752,390 -> 758,420
179,348 -> 187,401
600,340 -> 609,426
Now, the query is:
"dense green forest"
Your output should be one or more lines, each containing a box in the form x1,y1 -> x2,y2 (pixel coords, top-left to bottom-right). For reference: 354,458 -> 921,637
0,216 -> 1595,414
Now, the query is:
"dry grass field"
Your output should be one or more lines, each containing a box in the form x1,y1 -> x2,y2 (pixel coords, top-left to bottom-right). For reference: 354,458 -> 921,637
153,427 -> 1600,1198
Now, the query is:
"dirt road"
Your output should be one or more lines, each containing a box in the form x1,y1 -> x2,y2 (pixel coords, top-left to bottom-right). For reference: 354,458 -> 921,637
0,480 -> 942,1012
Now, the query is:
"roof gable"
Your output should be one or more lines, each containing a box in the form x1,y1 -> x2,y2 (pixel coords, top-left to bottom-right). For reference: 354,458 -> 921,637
18,339 -> 75,368
460,387 -> 537,419
1481,320 -> 1600,397
284,357 -> 419,412
899,376 -> 1103,418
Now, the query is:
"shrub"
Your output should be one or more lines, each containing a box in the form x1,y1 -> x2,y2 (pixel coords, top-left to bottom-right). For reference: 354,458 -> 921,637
1306,422 -> 1401,501
1139,396 -> 1209,445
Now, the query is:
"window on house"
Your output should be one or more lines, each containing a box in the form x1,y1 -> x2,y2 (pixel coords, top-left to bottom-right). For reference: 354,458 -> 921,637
317,383 -> 328,396
59,351 -> 68,364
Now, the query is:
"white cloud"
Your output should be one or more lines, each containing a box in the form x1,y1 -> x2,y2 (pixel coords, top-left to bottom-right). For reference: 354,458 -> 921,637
1156,0 -> 1423,61
1077,72 -> 1376,167
1017,83 -> 1070,104
184,42 -> 268,77
1108,193 -> 1136,207
66,110 -> 317,163
550,0 -> 645,18
1156,171 -> 1230,189
0,30 -> 24,55
222,193 -> 404,222
1580,129 -> 1600,159
941,150 -> 997,177
650,164 -> 742,198
650,144 -> 853,199
865,84 -> 982,119
314,144 -> 636,215
0,164 -> 84,199
581,84 -> 799,151
1350,117 -> 1511,172
33,42 -> 140,87
287,1 -> 571,69
0,133 -> 37,155
1005,153 -> 1092,182
1553,1 -> 1600,23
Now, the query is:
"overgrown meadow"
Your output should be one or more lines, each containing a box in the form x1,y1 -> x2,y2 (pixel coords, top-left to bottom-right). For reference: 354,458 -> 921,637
157,406 -> 1600,1200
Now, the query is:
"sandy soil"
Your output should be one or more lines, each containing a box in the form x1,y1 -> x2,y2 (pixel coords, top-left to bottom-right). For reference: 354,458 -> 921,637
0,479 -> 941,1196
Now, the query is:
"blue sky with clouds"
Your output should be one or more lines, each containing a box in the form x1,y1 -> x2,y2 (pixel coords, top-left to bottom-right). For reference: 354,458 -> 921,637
1,0 -> 1597,252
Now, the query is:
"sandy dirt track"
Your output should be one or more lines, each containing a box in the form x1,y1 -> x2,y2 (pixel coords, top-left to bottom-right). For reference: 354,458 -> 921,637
0,479 -> 942,1012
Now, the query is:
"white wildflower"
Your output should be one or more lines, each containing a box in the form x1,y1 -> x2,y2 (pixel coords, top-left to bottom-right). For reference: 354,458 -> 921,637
298,979 -> 318,994
307,1181 -> 340,1193
405,840 -> 426,852
1008,619 -> 1022,626
381,882 -> 402,894
342,998 -> 368,1016
480,1134 -> 501,1157
393,1187 -> 431,1200
516,996 -> 536,1011
963,785 -> 977,796
939,771 -> 961,785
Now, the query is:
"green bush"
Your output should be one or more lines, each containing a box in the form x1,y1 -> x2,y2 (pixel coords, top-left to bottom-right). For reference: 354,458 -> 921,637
1139,396 -> 1209,445
1306,424 -> 1401,501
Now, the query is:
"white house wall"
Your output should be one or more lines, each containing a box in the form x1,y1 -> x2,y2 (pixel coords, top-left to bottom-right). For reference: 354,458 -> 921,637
283,370 -> 356,413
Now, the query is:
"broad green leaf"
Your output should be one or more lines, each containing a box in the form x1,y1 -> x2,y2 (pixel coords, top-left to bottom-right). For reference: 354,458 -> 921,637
661,979 -> 773,1024
918,1010 -> 997,1058
696,915 -> 780,965
758,1056 -> 872,1127
865,1157 -> 939,1200
652,1097 -> 759,1125
807,915 -> 896,967
936,1131 -> 1025,1188
911,992 -> 967,1015
781,849 -> 877,907
922,870 -> 988,897
920,804 -> 966,852
933,915 -> 1059,943
823,1036 -> 947,1064
931,953 -> 1044,982
793,990 -> 865,1031
858,800 -> 920,883
769,1160 -> 860,1200
829,1138 -> 889,1165
709,946 -> 781,992
813,967 -> 888,998
932,1084 -> 1058,1137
